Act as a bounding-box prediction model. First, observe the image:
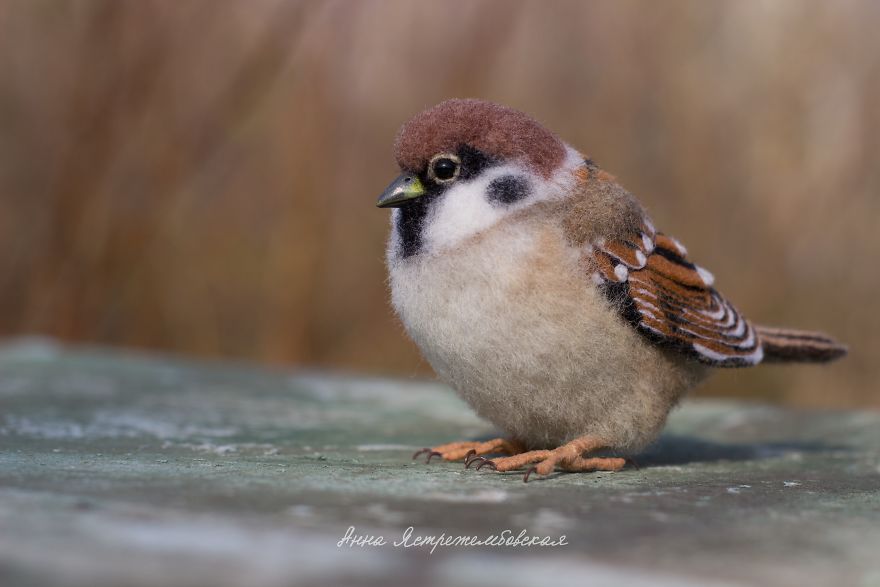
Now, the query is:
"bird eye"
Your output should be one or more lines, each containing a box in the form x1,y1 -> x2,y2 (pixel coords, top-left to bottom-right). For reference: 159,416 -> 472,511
428,154 -> 461,183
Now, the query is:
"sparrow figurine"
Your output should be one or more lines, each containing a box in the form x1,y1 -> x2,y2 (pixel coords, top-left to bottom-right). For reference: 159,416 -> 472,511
377,98 -> 846,481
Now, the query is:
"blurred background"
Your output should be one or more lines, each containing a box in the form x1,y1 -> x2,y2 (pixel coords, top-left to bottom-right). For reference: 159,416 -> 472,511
0,0 -> 876,407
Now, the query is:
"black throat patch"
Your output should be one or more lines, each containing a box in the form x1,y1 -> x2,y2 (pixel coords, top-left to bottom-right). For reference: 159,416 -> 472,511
396,196 -> 433,259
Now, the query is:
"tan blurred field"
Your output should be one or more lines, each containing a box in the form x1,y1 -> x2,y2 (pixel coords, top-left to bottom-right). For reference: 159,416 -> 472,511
0,0 -> 877,407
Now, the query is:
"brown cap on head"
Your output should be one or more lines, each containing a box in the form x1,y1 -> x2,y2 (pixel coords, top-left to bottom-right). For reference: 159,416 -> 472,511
393,99 -> 566,178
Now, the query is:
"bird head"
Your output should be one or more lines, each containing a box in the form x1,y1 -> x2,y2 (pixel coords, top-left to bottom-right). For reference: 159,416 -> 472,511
378,99 -> 584,260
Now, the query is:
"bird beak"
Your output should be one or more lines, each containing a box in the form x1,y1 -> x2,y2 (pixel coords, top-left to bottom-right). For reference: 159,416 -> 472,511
376,173 -> 426,208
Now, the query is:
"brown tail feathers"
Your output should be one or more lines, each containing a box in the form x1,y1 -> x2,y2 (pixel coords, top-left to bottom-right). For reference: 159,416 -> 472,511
756,326 -> 847,363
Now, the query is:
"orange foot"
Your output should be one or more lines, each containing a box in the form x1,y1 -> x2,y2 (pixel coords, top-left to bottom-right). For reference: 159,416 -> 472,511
468,435 -> 626,482
412,438 -> 524,464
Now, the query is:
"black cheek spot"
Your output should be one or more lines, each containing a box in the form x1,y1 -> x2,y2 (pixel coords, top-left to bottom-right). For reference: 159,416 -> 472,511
487,175 -> 530,205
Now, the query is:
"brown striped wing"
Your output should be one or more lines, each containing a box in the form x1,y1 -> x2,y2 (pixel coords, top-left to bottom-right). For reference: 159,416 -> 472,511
587,219 -> 764,367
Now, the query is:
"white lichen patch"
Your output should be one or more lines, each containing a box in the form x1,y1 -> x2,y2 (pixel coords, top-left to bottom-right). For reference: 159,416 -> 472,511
0,412 -> 238,440
726,485 -> 752,494
420,490 -> 511,503
355,444 -> 414,452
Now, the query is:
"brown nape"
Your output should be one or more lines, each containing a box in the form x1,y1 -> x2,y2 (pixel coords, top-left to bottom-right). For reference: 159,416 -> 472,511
562,170 -> 646,245
394,98 -> 566,177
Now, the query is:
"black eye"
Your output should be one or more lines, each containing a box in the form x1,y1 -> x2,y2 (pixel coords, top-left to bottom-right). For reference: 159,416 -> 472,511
433,158 -> 457,179
428,154 -> 461,183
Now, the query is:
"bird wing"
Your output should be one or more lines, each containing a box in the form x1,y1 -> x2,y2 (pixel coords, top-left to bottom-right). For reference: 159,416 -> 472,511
585,217 -> 764,367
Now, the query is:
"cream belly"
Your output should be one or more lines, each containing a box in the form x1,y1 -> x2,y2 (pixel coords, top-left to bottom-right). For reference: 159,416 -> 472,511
389,213 -> 706,452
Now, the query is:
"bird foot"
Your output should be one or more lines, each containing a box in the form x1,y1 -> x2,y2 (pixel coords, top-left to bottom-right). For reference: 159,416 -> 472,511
467,435 -> 626,482
412,438 -> 523,464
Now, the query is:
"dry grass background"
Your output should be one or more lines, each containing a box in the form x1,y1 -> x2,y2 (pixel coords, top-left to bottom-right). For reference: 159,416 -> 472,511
0,0 -> 877,407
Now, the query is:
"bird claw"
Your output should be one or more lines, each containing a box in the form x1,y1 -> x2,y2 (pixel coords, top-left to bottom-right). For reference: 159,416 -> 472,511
463,449 -> 478,467
412,448 -> 443,463
523,466 -> 538,483
472,457 -> 497,471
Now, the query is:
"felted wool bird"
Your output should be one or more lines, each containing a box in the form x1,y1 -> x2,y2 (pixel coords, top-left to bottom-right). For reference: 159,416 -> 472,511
377,98 -> 846,482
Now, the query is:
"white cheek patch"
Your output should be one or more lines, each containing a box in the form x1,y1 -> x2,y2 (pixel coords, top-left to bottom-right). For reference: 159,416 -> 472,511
422,166 -> 520,255
421,145 -> 584,256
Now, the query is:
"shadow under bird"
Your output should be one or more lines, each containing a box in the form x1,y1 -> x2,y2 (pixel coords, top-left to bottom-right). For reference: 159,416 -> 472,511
376,98 -> 846,482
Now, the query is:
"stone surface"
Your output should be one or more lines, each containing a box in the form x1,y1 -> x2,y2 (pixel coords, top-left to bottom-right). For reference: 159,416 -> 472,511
0,339 -> 878,587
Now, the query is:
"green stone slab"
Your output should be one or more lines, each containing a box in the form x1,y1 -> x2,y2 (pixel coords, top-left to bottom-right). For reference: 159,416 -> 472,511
1,339 -> 878,587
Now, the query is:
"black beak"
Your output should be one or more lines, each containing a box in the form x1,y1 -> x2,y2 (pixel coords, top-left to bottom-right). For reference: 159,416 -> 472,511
376,173 -> 426,208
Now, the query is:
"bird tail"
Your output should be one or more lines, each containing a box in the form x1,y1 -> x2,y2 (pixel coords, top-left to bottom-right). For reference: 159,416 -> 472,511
756,325 -> 847,363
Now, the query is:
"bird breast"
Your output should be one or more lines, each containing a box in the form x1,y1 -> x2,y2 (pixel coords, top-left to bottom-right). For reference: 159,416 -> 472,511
387,211 -> 705,451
